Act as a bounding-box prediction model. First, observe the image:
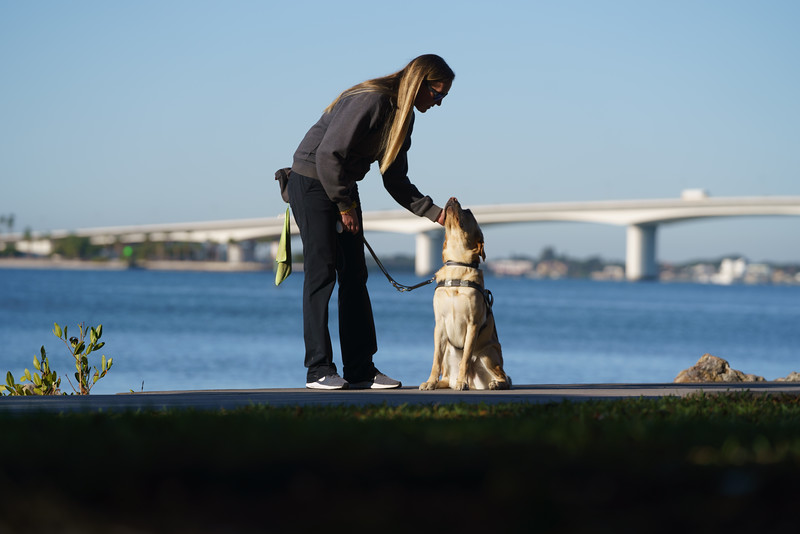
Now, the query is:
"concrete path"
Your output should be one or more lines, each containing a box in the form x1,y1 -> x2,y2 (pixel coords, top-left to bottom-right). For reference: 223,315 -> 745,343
2,382 -> 799,414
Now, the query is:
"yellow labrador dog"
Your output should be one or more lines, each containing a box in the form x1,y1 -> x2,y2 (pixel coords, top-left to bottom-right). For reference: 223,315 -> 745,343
420,198 -> 511,391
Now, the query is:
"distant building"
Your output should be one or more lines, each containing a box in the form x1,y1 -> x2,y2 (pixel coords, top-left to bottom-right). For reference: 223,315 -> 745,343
711,257 -> 748,285
681,188 -> 710,201
535,260 -> 569,279
744,263 -> 772,285
486,259 -> 535,277
688,263 -> 717,284
591,265 -> 625,281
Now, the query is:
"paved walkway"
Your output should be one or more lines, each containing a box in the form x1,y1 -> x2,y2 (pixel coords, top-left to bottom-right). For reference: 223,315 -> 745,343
2,382 -> 799,413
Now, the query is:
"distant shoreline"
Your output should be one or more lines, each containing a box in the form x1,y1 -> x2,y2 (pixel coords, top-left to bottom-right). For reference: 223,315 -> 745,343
0,258 -> 276,272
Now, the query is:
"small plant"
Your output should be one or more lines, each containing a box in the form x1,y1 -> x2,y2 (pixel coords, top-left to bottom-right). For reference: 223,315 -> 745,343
56,322 -> 113,395
2,346 -> 61,396
1,322 -> 113,396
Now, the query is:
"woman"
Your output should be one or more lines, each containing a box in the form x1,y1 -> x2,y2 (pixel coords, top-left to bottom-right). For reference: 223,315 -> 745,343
287,54 -> 455,390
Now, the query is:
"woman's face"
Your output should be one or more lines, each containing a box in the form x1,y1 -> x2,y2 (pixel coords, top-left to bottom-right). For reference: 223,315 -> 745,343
414,79 -> 452,113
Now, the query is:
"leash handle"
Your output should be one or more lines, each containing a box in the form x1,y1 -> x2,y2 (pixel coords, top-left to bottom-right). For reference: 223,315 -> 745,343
362,236 -> 434,293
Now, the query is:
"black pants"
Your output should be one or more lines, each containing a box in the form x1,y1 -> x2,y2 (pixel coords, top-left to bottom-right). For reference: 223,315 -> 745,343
287,171 -> 378,383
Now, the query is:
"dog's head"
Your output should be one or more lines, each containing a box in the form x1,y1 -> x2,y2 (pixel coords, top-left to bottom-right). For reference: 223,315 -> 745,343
442,197 -> 485,263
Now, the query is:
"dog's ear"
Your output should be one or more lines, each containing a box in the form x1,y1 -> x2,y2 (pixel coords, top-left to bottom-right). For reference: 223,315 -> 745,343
477,241 -> 485,261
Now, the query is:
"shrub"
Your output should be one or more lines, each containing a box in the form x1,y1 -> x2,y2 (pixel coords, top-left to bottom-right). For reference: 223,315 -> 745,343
1,322 -> 112,396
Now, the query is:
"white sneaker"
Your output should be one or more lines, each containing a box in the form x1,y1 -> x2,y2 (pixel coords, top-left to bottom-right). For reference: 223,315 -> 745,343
306,374 -> 349,390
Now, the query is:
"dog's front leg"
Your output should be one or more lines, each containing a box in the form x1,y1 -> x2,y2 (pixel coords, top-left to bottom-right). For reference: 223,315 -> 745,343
420,321 -> 446,390
454,323 -> 479,391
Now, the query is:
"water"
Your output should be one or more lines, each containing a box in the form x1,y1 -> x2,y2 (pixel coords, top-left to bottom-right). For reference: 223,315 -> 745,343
1,267 -> 798,395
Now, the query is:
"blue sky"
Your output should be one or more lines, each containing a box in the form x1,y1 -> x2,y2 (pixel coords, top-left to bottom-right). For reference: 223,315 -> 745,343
2,0 -> 799,263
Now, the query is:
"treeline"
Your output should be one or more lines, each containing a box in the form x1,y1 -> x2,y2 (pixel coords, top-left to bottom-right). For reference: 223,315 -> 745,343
47,236 -> 220,262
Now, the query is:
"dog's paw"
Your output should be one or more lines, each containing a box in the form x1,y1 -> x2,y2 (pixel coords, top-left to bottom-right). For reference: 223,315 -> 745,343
489,380 -> 510,390
419,381 -> 437,391
454,381 -> 469,391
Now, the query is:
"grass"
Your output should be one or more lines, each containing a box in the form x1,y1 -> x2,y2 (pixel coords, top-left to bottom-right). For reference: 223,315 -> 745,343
2,392 -> 800,533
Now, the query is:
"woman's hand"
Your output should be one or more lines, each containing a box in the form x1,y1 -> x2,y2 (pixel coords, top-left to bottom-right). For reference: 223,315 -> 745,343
340,210 -> 360,234
436,208 -> 446,225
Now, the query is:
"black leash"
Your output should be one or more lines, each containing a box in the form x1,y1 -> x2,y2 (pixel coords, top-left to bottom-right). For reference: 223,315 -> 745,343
362,236 -> 435,293
362,235 -> 492,308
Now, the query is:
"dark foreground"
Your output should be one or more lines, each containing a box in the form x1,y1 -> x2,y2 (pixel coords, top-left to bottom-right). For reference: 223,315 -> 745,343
2,387 -> 800,533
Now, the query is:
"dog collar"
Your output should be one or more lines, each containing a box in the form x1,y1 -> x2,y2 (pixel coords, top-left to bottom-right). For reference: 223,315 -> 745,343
443,260 -> 481,270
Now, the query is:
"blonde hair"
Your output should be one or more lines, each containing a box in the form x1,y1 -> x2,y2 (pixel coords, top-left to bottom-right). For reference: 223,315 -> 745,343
324,54 -> 455,174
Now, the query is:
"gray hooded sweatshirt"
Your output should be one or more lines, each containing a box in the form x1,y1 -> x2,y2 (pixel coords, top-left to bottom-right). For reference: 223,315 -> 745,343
291,91 -> 442,222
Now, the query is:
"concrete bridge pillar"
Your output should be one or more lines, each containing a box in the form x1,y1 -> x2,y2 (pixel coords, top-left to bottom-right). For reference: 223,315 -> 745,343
625,224 -> 658,281
415,229 -> 444,276
227,243 -> 243,263
227,240 -> 255,263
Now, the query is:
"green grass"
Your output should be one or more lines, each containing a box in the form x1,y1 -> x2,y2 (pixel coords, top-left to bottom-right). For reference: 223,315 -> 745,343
2,393 -> 800,533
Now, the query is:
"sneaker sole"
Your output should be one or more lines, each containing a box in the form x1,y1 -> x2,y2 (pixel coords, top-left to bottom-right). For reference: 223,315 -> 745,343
349,382 -> 401,390
305,383 -> 349,390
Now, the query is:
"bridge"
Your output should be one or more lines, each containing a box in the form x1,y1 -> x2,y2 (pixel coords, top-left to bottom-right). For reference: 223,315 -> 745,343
3,191 -> 799,280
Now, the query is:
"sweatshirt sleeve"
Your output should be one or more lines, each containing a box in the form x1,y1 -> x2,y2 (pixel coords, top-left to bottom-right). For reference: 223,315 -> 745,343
315,93 -> 383,212
381,115 -> 443,222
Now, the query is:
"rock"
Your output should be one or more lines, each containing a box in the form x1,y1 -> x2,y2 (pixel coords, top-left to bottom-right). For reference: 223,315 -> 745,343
776,372 -> 800,382
674,353 -> 766,383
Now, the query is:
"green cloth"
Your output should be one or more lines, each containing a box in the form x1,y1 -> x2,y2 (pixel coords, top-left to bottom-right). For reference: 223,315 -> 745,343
274,205 -> 292,286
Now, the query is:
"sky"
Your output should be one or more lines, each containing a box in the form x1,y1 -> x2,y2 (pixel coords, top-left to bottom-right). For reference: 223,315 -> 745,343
2,0 -> 799,264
